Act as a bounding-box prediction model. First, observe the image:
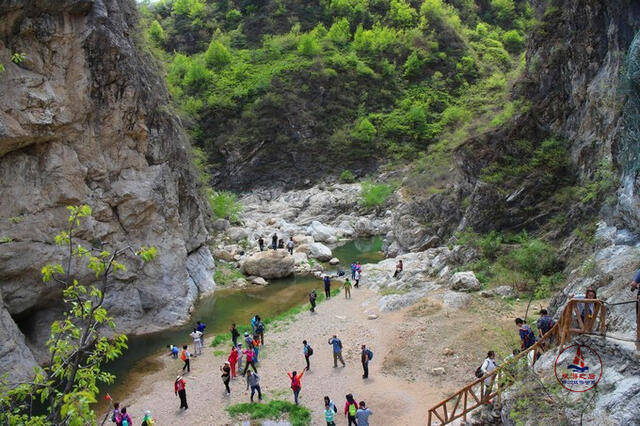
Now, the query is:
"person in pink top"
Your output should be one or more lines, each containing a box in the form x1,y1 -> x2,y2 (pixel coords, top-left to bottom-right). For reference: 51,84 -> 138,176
228,345 -> 239,378
242,347 -> 257,376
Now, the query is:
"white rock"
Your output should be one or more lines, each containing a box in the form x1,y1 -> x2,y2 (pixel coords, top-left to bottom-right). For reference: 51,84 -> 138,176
432,367 -> 445,375
329,257 -> 340,265
252,277 -> 268,286
449,271 -> 481,292
308,242 -> 333,261
240,250 -> 295,279
307,220 -> 338,242
367,314 -> 378,320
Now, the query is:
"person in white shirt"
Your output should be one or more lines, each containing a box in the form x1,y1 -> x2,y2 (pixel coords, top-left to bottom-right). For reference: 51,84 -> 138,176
481,351 -> 498,399
190,328 -> 203,356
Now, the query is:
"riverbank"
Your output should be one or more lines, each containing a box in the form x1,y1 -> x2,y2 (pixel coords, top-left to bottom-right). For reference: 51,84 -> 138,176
111,284 -> 525,425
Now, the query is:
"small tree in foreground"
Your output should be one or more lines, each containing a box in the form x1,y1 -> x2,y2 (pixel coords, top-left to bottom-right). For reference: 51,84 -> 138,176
0,205 -> 157,424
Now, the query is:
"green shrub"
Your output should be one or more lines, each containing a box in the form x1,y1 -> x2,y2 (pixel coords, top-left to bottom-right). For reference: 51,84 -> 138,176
388,0 -> 418,28
205,40 -> 231,69
227,400 -> 311,426
327,17 -> 352,44
214,261 -> 244,286
340,170 -> 356,183
225,9 -> 242,25
207,190 -> 243,222
147,20 -> 166,45
502,30 -> 524,53
297,33 -> 322,56
360,181 -> 395,208
351,117 -> 376,142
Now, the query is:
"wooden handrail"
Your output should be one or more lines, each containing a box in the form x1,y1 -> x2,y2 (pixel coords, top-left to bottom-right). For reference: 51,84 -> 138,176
427,299 -> 607,425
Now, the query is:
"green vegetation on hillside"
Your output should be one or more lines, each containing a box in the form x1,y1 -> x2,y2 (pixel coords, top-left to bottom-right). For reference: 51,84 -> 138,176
227,400 -> 311,426
138,0 -> 534,184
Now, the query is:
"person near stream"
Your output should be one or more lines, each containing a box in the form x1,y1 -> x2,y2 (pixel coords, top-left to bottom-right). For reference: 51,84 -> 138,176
287,367 -> 307,405
258,237 -> 265,251
343,278 -> 352,299
354,270 -> 361,288
246,370 -> 262,402
303,340 -> 313,370
631,268 -> 640,342
174,376 -> 188,410
228,345 -> 239,378
271,233 -> 278,250
515,318 -> 536,350
287,237 -> 294,255
196,320 -> 206,341
180,345 -> 191,372
236,343 -> 244,372
244,331 -> 254,349
361,344 -> 373,379
167,344 -> 179,359
394,259 -> 403,279
221,361 -> 231,396
350,262 -> 357,280
344,394 -> 358,426
323,275 -> 331,298
255,316 -> 265,345
252,335 -> 261,362
309,289 -> 317,313
356,401 -> 373,426
328,335 -> 346,368
231,323 -> 240,347
242,347 -> 258,375
190,328 -> 202,356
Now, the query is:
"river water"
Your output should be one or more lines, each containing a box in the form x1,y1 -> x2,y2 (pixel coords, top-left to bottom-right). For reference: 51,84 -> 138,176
99,237 -> 383,409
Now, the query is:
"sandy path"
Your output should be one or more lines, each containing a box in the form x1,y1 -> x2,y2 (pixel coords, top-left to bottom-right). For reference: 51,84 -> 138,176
119,287 -> 445,425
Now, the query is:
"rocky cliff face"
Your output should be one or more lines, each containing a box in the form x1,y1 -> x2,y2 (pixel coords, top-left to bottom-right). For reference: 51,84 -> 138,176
0,0 -> 215,369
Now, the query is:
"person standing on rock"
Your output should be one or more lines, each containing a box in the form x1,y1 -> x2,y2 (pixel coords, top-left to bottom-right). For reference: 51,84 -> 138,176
343,278 -> 352,299
180,345 -> 191,373
309,289 -> 317,313
631,268 -> 640,342
287,237 -> 295,255
394,259 -> 403,279
303,340 -> 313,370
258,236 -> 265,251
228,345 -> 239,378
328,335 -> 345,368
246,370 -> 262,402
344,394 -> 358,426
272,233 -> 278,250
190,328 -> 202,356
354,270 -> 361,288
231,323 -> 240,347
242,346 -> 258,376
323,275 -> 331,298
287,367 -> 307,405
361,344 -> 373,378
221,361 -> 231,396
174,376 -> 188,410
356,401 -> 373,426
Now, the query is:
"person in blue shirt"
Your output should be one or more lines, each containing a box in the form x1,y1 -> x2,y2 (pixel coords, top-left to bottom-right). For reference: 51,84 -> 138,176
350,262 -> 356,280
196,321 -> 206,340
631,269 -> 640,342
323,275 -> 331,298
515,318 -> 536,349
355,401 -> 373,426
328,335 -> 345,368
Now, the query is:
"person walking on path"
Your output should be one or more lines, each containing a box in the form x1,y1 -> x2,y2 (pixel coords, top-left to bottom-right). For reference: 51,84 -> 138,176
228,345 -> 239,378
324,396 -> 337,414
480,351 -> 498,399
631,268 -> 640,342
231,323 -> 240,347
324,404 -> 336,426
271,233 -> 278,250
350,262 -> 356,280
354,270 -> 361,288
287,367 -> 307,405
361,344 -> 373,378
393,259 -> 403,279
221,361 -> 231,396
242,347 -> 258,376
328,335 -> 345,368
141,410 -> 154,426
236,343 -> 244,372
515,318 -> 536,350
309,289 -> 317,313
180,345 -> 191,372
355,401 -> 373,426
343,278 -> 352,299
196,320 -> 206,342
323,275 -> 331,298
174,376 -> 188,410
255,316 -> 265,345
115,407 -> 132,426
252,335 -> 261,362
344,394 -> 358,426
258,237 -> 265,251
190,328 -> 202,356
111,402 -> 121,425
244,331 -> 254,349
287,237 -> 294,255
246,371 -> 262,402
303,340 -> 313,370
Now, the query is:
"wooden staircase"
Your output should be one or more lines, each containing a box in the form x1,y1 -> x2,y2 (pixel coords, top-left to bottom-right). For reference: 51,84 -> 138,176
427,299 -> 607,425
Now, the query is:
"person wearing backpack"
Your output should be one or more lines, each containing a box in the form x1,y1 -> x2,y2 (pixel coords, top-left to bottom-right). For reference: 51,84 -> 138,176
309,289 -> 317,313
287,367 -> 306,405
328,335 -> 345,368
324,403 -> 336,426
180,345 -> 191,372
255,317 -> 265,346
141,410 -> 154,426
174,375 -> 188,410
355,401 -> 373,426
196,320 -> 206,341
537,309 -> 556,348
302,340 -> 313,370
361,344 -> 373,379
111,401 -> 121,424
323,395 -> 338,414
115,406 -> 132,426
344,394 -> 358,426
515,318 -> 536,349
479,351 -> 498,399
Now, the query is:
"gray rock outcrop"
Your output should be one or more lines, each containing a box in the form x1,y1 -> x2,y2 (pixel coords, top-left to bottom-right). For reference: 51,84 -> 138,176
0,0 -> 214,375
449,271 -> 481,292
241,250 -> 295,279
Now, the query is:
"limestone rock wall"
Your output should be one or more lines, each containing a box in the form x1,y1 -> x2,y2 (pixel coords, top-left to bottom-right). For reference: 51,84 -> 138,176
0,0 -> 215,368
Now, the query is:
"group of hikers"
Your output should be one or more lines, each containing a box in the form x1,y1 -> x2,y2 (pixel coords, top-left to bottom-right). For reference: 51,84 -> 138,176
258,232 -> 295,254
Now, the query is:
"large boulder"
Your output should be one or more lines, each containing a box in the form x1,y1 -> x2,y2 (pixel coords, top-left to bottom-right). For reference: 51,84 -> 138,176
449,271 -> 481,292
241,250 -> 295,279
308,242 -> 333,261
0,291 -> 39,384
307,220 -> 337,243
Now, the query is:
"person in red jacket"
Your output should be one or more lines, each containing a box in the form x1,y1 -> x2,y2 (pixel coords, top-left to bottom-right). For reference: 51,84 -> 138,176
287,367 -> 307,405
228,345 -> 239,378
344,393 -> 358,426
174,376 -> 188,410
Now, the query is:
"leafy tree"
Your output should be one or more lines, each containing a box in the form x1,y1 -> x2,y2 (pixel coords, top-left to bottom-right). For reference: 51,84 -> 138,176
297,33 -> 322,57
490,0 -> 516,27
403,50 -> 423,78
207,190 -> 243,223
327,18 -> 352,45
205,40 -> 232,69
351,117 -> 376,142
388,0 -> 417,28
502,29 -> 524,52
0,205 -> 157,424
147,20 -> 166,45
340,169 -> 356,183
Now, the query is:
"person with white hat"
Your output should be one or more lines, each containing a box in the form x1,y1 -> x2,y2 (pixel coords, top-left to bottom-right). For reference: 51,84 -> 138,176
221,361 -> 231,396
174,375 -> 188,410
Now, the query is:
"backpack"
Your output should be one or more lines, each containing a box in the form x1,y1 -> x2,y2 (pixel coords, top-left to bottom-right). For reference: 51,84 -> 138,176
307,345 -> 314,356
256,322 -> 264,333
348,402 -> 357,416
367,349 -> 373,360
337,339 -> 342,350
522,326 -> 536,347
475,365 -> 484,378
122,419 -> 129,426
538,316 -> 555,334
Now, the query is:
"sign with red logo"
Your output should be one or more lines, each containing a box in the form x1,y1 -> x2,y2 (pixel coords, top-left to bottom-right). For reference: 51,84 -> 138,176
554,344 -> 603,392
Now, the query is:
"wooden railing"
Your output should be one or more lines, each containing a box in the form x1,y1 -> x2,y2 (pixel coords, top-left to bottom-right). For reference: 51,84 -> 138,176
427,299 -> 606,425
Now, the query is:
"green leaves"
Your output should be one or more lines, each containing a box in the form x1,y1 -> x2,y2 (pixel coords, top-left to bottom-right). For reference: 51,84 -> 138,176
138,246 -> 158,262
41,264 -> 64,282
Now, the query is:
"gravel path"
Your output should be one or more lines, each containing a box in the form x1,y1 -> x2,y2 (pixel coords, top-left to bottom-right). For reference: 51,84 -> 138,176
119,287 -> 443,425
